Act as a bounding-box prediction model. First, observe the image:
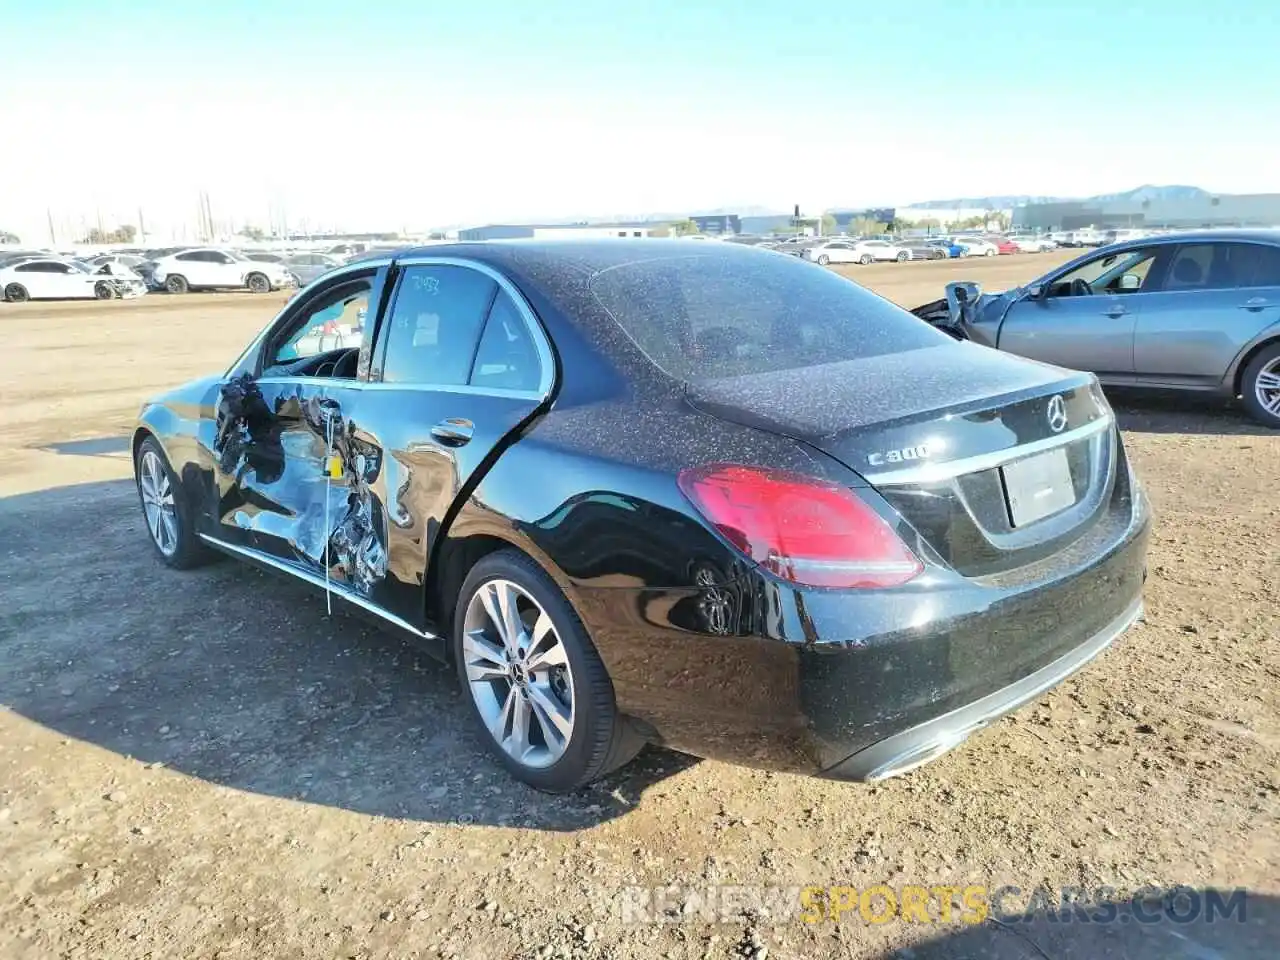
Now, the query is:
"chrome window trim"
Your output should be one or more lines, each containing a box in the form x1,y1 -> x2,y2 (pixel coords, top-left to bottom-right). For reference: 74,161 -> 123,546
251,375 -> 544,401
198,533 -> 439,640
862,414 -> 1114,486
380,255 -> 555,398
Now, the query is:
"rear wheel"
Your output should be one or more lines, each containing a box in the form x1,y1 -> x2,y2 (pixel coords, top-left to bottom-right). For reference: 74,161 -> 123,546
1241,343 -> 1280,428
165,274 -> 189,294
94,281 -> 115,300
246,272 -> 270,293
896,251 -> 909,262
859,254 -> 874,265
985,248 -> 996,257
817,254 -> 830,265
454,549 -> 644,792
4,282 -> 29,303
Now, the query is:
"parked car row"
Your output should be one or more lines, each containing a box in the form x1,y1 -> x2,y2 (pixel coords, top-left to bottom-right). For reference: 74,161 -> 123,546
0,253 -> 147,302
788,232 -> 1059,266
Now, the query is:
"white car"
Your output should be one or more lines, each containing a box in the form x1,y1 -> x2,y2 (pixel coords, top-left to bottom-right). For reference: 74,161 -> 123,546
1007,234 -> 1057,253
803,239 -> 907,265
955,237 -> 999,257
148,247 -> 295,294
84,260 -> 148,298
0,257 -> 115,302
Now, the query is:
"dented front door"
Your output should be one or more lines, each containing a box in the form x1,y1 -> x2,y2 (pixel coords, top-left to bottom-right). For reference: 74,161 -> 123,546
209,375 -> 383,593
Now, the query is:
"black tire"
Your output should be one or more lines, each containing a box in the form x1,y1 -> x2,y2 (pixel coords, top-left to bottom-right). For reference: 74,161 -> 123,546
94,281 -> 115,300
165,274 -> 189,294
246,272 -> 270,294
133,436 -> 213,569
896,251 -> 909,262
859,254 -> 874,265
453,549 -> 644,792
816,254 -> 830,265
1240,341 -> 1280,428
4,282 -> 29,303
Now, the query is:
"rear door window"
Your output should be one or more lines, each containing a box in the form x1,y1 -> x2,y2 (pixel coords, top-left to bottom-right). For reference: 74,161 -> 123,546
589,250 -> 946,382
381,265 -> 496,385
469,291 -> 542,392
1219,243 -> 1280,288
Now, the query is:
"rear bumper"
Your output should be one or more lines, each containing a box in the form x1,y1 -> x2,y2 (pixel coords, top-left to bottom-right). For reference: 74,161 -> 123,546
822,596 -> 1142,780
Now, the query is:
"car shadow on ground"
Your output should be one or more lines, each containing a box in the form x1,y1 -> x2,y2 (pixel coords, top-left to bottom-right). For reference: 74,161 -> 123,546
35,434 -> 132,458
0,480 -> 698,832
1106,389 -> 1274,437
874,890 -> 1273,959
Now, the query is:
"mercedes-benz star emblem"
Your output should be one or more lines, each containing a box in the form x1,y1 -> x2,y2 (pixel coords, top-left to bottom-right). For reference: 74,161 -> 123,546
1046,395 -> 1068,434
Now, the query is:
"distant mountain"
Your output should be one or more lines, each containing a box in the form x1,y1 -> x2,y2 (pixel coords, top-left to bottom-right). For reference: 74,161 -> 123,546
906,195 -> 1067,210
1087,184 -> 1210,204
907,185 -> 1215,209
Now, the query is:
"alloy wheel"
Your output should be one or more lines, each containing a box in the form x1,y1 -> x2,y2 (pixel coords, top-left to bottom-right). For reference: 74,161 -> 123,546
138,449 -> 178,556
462,578 -> 575,769
1254,357 -> 1280,418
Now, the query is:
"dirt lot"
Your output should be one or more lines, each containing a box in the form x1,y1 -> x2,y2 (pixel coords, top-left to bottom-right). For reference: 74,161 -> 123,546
2,254 -> 1277,960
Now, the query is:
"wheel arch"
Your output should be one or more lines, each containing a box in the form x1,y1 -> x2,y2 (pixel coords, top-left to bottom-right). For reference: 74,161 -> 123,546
426,522 -> 578,661
1229,328 -> 1280,397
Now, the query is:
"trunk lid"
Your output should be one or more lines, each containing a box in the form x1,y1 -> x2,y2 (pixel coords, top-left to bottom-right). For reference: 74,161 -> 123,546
686,342 -> 1118,577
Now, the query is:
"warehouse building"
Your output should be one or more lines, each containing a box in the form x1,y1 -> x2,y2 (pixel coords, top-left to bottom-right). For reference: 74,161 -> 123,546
1014,193 -> 1280,231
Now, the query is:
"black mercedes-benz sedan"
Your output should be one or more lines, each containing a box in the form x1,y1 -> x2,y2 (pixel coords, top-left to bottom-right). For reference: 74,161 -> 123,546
132,239 -> 1151,792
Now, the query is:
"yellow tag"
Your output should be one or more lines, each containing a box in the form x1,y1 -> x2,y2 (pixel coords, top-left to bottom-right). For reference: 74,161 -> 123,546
326,455 -> 343,479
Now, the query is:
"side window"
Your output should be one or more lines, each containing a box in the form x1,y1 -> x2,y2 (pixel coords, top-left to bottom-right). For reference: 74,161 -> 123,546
14,262 -> 38,273
381,265 -> 496,385
1050,248 -> 1157,297
268,278 -> 371,367
1165,245 -> 1215,291
470,292 -> 542,392
1221,243 -> 1280,288
176,251 -> 200,262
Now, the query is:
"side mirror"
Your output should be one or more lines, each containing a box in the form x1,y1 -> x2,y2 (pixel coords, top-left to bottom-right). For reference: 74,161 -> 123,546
1118,273 -> 1141,291
1023,283 -> 1045,301
944,281 -> 982,326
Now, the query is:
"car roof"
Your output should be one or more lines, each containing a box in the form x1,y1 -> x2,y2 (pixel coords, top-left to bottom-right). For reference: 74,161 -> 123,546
360,237 -> 798,275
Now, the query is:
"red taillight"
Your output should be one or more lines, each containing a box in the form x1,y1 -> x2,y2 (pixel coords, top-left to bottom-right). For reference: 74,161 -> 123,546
677,463 -> 923,589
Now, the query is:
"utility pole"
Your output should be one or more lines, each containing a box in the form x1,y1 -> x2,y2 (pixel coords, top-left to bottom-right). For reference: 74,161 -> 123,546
47,208 -> 56,245
137,208 -> 146,244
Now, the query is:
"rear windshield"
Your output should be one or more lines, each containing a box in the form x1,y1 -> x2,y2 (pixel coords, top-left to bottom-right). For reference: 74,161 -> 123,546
588,251 -> 945,381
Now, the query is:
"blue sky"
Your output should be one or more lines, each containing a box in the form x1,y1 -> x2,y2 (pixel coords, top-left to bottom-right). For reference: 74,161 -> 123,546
3,0 -> 1276,240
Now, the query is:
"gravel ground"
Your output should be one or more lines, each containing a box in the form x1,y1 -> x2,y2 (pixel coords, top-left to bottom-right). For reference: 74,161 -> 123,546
1,257 -> 1276,959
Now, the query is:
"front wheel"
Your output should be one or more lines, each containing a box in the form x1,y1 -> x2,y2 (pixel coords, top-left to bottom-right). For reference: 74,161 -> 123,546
896,251 -> 909,262
4,282 -> 29,303
985,248 -> 996,257
454,550 -> 644,792
246,272 -> 271,294
859,254 -> 874,265
94,281 -> 116,300
165,274 -> 189,294
817,254 -> 830,265
134,437 -> 213,569
1241,343 -> 1280,428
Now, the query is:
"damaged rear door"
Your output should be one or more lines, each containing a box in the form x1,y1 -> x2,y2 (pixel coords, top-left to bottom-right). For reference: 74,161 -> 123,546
353,257 -> 555,628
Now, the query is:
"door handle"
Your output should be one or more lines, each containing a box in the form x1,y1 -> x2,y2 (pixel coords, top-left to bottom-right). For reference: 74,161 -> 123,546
1239,297 -> 1273,311
430,418 -> 474,446
1103,305 -> 1127,318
